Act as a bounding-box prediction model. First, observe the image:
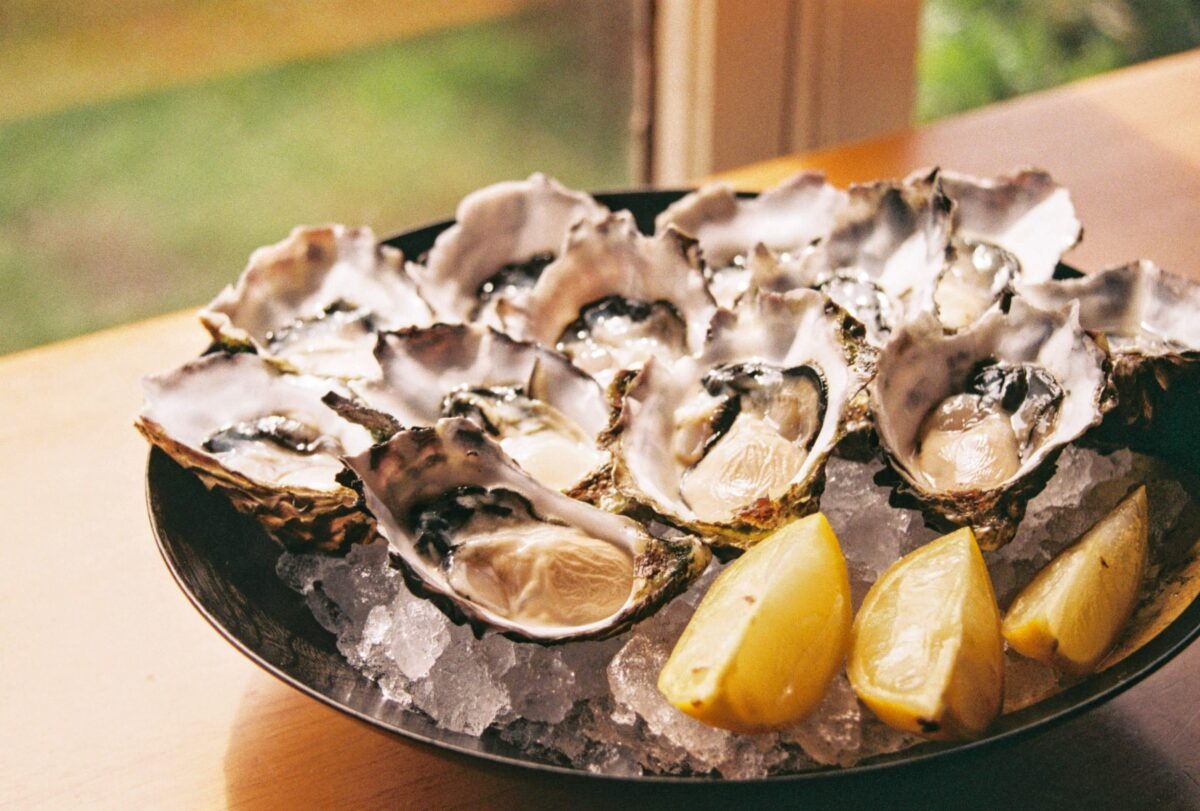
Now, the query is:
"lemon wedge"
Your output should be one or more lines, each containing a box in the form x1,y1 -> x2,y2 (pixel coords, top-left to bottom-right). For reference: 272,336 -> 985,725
1002,486 -> 1148,676
848,527 -> 1004,740
657,513 -> 851,733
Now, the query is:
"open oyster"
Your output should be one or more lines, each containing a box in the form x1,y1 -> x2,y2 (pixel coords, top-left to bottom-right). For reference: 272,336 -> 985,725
137,352 -> 374,550
871,298 -> 1109,549
200,225 -> 432,379
343,418 -> 710,642
498,211 -> 717,388
655,172 -> 848,307
907,169 -> 1081,332
410,174 -> 607,324
606,290 -> 876,550
332,323 -> 611,495
1021,260 -> 1200,443
938,168 -> 1081,285
753,172 -> 954,345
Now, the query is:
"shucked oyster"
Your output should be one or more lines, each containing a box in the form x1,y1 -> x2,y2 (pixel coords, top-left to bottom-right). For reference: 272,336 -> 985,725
137,353 -> 374,550
499,211 -> 717,388
201,225 -> 432,379
410,174 -> 607,324
332,323 -> 611,494
656,172 -> 848,308
872,298 -> 1109,549
754,172 -> 954,345
938,168 -> 1081,285
606,290 -> 876,549
911,169 -> 1081,331
1021,260 -> 1200,443
343,418 -> 710,642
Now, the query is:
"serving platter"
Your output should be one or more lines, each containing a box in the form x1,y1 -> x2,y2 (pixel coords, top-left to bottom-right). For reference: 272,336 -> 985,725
147,189 -> 1200,781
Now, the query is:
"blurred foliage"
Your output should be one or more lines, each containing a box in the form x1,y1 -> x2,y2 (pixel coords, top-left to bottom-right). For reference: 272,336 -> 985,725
0,3 -> 631,354
919,0 -> 1200,121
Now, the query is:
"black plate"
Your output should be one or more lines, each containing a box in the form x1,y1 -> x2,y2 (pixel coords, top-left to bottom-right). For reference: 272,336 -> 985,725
148,190 -> 1200,782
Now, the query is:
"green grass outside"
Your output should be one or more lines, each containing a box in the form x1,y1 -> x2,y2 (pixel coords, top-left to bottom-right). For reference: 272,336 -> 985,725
918,0 -> 1200,122
0,6 -> 631,354
5,1 -> 1200,355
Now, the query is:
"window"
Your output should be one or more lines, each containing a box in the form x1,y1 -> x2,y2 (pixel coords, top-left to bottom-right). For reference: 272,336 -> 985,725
0,1 -> 635,353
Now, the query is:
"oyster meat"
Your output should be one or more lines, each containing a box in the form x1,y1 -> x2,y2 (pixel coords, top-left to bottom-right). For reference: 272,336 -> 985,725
937,168 -> 1081,285
871,298 -> 1109,549
910,169 -> 1081,332
755,172 -> 954,345
656,172 -> 848,307
201,224 -> 432,379
1021,260 -> 1200,443
343,418 -> 709,641
333,323 -> 611,494
137,352 -> 374,550
499,211 -> 717,387
607,290 -> 876,549
410,173 -> 607,324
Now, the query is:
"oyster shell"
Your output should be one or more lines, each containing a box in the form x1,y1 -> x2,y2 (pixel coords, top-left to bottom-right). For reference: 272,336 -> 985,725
937,168 -> 1081,284
871,298 -> 1109,549
200,225 -> 432,379
1020,260 -> 1200,445
410,174 -> 607,324
332,323 -> 611,494
137,352 -> 374,550
606,289 -> 876,549
499,211 -> 718,388
753,172 -> 954,345
655,172 -> 848,307
904,169 -> 1081,332
343,418 -> 710,642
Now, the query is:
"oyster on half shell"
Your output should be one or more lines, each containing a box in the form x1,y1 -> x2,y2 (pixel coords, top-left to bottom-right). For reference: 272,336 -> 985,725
410,174 -> 607,325
753,172 -> 954,345
499,211 -> 718,388
200,225 -> 432,380
871,298 -> 1109,549
331,323 -> 612,495
909,169 -> 1081,332
655,172 -> 848,308
606,290 -> 876,550
137,352 -> 374,550
1021,260 -> 1200,442
343,418 -> 710,642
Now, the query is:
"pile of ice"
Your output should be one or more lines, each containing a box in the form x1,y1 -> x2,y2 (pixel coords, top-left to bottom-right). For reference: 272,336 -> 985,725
275,444 -> 1190,778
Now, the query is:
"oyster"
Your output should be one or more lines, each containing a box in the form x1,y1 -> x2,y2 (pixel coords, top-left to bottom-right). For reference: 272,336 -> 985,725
332,323 -> 611,494
499,211 -> 717,387
908,169 -> 1081,332
871,298 -> 1109,549
201,225 -> 432,379
410,174 -> 607,324
606,290 -> 876,549
343,418 -> 710,641
137,352 -> 374,550
937,168 -> 1081,284
655,172 -> 848,307
1020,260 -> 1200,445
754,172 -> 954,345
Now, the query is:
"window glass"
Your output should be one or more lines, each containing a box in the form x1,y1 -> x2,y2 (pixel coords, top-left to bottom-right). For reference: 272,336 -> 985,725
918,0 -> 1200,122
0,2 -> 634,353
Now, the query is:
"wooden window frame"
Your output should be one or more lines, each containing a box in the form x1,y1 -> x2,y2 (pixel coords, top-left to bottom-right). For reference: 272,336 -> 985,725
645,0 -> 922,185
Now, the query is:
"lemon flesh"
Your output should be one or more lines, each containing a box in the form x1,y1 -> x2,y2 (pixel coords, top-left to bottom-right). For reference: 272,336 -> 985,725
657,513 -> 851,733
1003,486 -> 1148,676
848,527 -> 1004,740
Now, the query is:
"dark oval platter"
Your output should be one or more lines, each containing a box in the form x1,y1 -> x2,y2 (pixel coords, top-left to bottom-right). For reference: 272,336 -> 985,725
147,189 -> 1200,782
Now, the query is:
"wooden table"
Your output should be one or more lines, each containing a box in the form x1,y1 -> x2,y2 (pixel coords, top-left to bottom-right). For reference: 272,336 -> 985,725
4,50 -> 1200,810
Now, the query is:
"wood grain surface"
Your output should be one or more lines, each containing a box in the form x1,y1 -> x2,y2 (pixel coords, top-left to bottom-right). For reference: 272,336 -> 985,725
3,50 -> 1200,810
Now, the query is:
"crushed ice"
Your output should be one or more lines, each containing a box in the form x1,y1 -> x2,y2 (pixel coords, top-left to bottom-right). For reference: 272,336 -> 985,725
274,444 -> 1191,777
